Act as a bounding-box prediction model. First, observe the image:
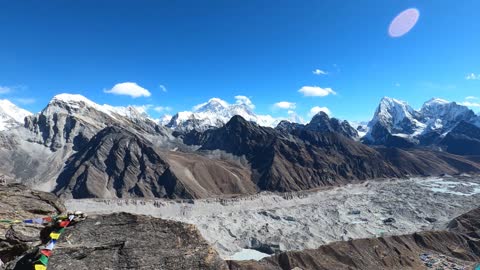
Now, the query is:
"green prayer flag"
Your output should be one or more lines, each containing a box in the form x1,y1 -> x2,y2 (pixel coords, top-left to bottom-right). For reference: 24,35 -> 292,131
38,254 -> 49,266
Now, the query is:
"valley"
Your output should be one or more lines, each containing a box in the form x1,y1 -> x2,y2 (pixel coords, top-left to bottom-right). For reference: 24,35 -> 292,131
66,175 -> 480,260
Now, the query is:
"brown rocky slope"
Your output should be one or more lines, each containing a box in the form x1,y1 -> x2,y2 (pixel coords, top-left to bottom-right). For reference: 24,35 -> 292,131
228,207 -> 480,270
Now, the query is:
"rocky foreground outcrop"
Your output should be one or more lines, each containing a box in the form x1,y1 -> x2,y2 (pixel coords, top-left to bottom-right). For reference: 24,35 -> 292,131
1,184 -> 228,270
228,208 -> 480,270
47,213 -> 228,270
6,212 -> 228,270
0,184 -> 64,265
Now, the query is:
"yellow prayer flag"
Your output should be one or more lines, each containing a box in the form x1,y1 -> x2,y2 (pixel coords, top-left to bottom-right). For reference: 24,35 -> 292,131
34,264 -> 47,270
50,232 -> 61,240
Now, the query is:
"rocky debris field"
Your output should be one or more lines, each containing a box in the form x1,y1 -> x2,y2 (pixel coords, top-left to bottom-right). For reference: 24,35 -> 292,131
67,176 -> 480,259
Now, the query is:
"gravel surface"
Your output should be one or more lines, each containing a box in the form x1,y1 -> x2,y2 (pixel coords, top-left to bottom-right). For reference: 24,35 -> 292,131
66,176 -> 480,259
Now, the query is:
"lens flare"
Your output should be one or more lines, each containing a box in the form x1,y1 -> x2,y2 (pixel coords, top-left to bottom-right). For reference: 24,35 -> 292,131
388,8 -> 420,38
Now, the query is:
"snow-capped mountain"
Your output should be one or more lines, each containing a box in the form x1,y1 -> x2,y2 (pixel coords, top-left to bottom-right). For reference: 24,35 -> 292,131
25,93 -> 168,151
0,99 -> 32,131
365,97 -> 425,141
365,97 -> 480,146
47,94 -> 151,121
420,98 -> 477,134
166,97 -> 281,132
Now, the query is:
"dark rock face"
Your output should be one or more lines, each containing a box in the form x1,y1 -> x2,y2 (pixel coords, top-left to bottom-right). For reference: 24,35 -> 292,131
275,112 -> 359,140
305,112 -> 359,139
274,120 -> 304,134
53,126 -> 257,199
199,116 -> 394,192
0,184 -> 64,265
439,121 -> 480,155
188,116 -> 480,193
229,208 -> 480,270
53,126 -> 188,199
45,212 -> 228,270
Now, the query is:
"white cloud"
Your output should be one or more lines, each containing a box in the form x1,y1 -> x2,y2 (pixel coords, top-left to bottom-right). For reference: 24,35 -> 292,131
0,86 -> 12,94
466,96 -> 478,100
312,69 -> 327,75
273,101 -> 296,110
298,86 -> 336,97
466,73 -> 480,80
234,95 -> 255,109
395,82 -> 401,87
14,98 -> 36,104
154,106 -> 172,113
309,106 -> 331,117
159,85 -> 167,92
460,101 -> 480,107
104,82 -> 151,98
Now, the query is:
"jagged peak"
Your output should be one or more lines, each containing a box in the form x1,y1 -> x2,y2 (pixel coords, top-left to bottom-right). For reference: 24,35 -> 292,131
379,96 -> 410,107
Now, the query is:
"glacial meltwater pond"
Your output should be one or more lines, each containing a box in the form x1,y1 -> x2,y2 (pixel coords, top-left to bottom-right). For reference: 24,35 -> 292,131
229,249 -> 271,261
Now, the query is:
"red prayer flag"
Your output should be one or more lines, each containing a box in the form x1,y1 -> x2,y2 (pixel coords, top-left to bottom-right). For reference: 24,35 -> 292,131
42,217 -> 52,222
58,220 -> 70,227
40,249 -> 52,257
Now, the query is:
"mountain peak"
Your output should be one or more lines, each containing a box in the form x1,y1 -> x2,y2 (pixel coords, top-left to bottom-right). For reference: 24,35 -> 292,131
312,111 -> 330,119
306,112 -> 359,139
423,98 -> 449,107
51,93 -> 93,104
167,97 -> 280,132
226,115 -> 250,126
193,98 -> 229,113
379,96 -> 408,106
0,99 -> 32,131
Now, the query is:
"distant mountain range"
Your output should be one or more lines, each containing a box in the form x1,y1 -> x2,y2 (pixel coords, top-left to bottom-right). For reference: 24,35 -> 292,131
166,97 -> 282,132
364,97 -> 480,154
0,94 -> 479,199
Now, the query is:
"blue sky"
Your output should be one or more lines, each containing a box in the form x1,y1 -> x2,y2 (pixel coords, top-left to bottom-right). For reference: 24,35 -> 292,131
0,0 -> 479,121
